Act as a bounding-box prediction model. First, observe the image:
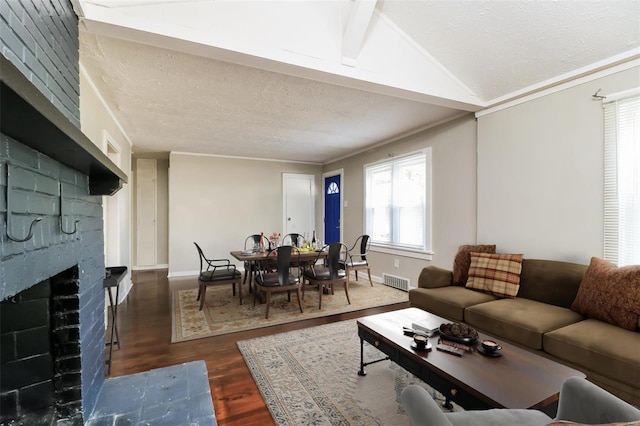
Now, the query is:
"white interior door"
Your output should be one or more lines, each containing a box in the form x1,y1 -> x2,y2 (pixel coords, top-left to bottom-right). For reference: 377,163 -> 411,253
283,173 -> 315,239
137,159 -> 157,267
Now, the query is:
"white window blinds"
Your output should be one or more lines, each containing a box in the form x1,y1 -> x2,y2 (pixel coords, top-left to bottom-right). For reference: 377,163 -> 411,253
603,93 -> 640,266
364,149 -> 432,253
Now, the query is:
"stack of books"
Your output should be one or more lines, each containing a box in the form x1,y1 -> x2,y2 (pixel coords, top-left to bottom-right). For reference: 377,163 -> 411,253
411,318 -> 442,336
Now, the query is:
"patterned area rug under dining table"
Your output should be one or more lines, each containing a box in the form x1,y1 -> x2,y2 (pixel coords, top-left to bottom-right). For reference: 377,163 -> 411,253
171,279 -> 408,342
238,319 -> 462,425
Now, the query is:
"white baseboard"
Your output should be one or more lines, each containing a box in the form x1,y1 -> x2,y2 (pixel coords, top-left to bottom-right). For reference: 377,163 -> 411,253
132,264 -> 169,271
168,266 -> 248,279
348,271 -> 382,284
168,269 -> 199,278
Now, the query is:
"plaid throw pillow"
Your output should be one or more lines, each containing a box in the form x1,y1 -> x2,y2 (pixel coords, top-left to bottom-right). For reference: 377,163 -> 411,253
466,252 -> 524,298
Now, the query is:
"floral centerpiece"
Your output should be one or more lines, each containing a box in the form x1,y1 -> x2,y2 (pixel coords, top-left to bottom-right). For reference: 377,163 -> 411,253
269,231 -> 281,248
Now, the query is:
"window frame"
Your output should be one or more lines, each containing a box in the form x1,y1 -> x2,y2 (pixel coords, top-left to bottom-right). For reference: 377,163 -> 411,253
603,89 -> 640,267
363,148 -> 432,259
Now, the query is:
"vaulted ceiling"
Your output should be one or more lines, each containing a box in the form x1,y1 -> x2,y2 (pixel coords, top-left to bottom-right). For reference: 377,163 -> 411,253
76,0 -> 640,164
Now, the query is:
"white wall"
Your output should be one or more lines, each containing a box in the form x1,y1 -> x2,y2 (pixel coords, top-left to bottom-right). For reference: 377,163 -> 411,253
324,114 -> 478,284
79,66 -> 133,302
476,66 -> 640,264
168,153 -> 323,276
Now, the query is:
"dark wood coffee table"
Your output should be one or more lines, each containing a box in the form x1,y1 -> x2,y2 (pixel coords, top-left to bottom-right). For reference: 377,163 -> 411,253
357,307 -> 585,413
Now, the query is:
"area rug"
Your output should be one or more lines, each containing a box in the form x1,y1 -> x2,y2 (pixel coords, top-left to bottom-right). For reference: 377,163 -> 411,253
171,280 -> 408,343
238,319 -> 462,425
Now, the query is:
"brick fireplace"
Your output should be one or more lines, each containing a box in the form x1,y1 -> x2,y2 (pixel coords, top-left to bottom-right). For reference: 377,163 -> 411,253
0,131 -> 118,423
0,1 -> 126,423
1,3 -> 218,424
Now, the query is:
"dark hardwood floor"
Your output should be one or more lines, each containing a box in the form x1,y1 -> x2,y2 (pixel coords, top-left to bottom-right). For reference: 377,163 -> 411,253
108,269 -> 409,425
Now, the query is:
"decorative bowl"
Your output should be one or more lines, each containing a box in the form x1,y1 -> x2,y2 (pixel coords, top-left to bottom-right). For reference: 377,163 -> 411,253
438,323 -> 479,344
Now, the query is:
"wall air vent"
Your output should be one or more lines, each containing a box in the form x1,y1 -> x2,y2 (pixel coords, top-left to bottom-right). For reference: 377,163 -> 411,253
382,273 -> 410,291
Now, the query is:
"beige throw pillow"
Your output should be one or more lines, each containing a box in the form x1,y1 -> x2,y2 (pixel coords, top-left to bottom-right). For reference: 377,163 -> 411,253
466,252 -> 524,298
452,244 -> 496,285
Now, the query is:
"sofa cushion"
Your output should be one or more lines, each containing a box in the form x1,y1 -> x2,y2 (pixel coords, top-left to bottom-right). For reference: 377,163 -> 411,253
409,286 -> 497,322
570,258 -> 640,331
544,319 -> 640,390
452,244 -> 496,285
518,259 -> 587,308
466,253 -> 524,298
465,298 -> 584,350
418,265 -> 454,289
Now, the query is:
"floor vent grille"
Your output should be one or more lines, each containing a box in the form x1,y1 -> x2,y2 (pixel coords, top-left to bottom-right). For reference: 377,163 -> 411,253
382,273 -> 410,292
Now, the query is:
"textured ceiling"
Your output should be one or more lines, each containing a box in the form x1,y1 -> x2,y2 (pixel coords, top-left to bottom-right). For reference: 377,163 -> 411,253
77,0 -> 640,163
378,0 -> 640,101
80,33 -> 462,163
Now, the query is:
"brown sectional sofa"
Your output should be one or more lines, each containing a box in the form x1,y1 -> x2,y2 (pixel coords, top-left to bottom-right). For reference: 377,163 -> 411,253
409,258 -> 640,406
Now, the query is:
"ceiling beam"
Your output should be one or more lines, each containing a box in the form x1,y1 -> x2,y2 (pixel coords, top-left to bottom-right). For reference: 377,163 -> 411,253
78,1 -> 484,110
342,0 -> 377,67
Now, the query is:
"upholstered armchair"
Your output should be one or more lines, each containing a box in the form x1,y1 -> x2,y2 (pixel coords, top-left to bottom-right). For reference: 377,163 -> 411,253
401,377 -> 640,426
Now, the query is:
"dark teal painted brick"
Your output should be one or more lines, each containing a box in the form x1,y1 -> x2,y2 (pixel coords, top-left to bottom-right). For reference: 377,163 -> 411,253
24,48 -> 48,88
38,155 -> 62,179
35,173 -> 58,195
7,137 -> 39,168
2,45 -> 33,82
10,165 -> 36,190
8,8 -> 37,56
3,0 -> 80,124
8,189 -> 29,213
0,2 -> 10,25
1,22 -> 25,60
29,72 -> 51,103
60,182 -> 81,197
6,0 -> 25,20
1,254 -> 27,298
60,166 -> 79,185
28,192 -> 57,215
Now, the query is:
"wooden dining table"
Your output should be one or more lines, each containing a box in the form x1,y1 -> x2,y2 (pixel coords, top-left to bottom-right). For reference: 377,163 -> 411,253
230,248 -> 328,294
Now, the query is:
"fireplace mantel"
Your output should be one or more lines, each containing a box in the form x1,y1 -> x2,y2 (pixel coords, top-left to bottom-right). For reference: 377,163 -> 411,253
0,56 -> 127,195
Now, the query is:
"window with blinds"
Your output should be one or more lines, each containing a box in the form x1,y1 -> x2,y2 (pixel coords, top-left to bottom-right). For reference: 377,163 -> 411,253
603,92 -> 640,266
364,149 -> 432,253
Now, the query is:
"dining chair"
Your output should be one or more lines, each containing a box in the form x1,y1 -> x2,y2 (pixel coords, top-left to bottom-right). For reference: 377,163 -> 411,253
282,233 -> 304,248
253,245 -> 304,319
243,234 -> 269,286
194,242 -> 242,310
303,243 -> 350,309
339,235 -> 373,286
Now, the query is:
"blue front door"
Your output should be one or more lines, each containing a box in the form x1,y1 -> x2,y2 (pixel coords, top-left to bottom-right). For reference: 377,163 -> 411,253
324,174 -> 341,244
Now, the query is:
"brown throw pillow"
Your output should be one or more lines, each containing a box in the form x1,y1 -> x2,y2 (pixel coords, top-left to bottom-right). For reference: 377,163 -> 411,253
570,257 -> 640,331
452,244 -> 496,285
466,252 -> 524,298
